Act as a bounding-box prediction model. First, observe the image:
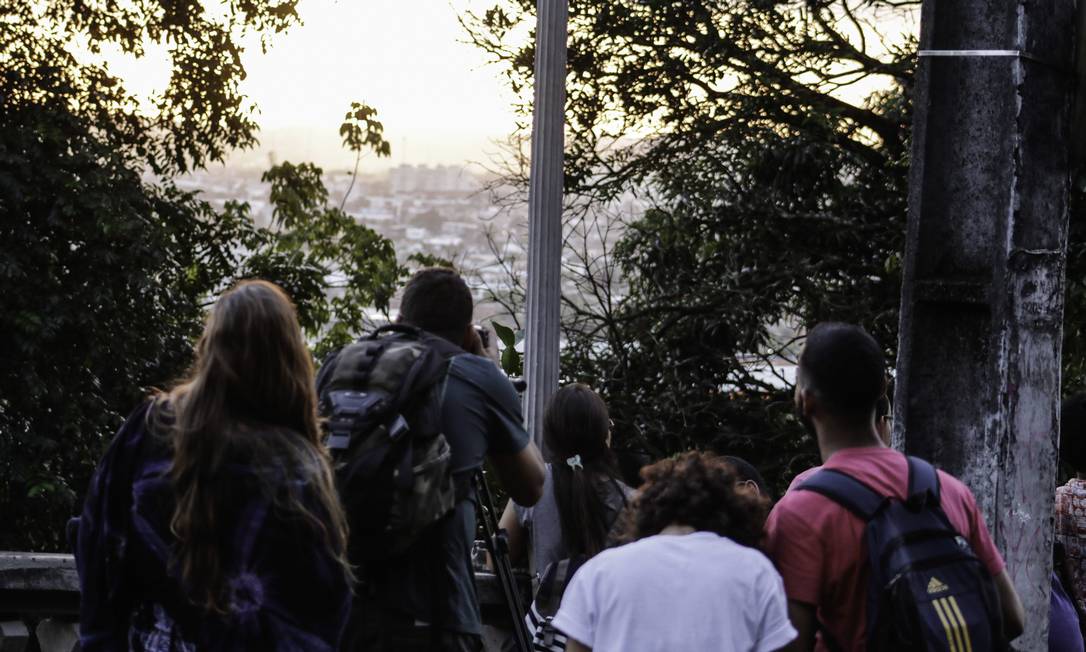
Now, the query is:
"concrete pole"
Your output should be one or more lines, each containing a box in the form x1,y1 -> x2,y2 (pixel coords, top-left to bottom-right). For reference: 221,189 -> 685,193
894,1 -> 1076,648
523,0 -> 568,453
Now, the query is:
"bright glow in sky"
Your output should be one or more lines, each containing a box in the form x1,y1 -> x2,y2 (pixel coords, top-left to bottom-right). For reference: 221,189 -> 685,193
103,1 -> 919,173
107,0 -> 523,171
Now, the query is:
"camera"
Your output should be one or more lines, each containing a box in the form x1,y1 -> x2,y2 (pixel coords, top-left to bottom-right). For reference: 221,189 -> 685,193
473,324 -> 491,350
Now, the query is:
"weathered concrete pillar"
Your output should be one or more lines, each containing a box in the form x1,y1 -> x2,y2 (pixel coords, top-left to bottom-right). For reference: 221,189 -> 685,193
894,1 -> 1077,648
0,620 -> 28,652
523,0 -> 568,451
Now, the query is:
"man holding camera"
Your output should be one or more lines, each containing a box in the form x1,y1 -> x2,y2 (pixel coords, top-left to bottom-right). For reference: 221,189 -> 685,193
328,267 -> 545,652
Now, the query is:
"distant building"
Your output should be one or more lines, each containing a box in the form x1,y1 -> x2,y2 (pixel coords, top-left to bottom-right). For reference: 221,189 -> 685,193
388,164 -> 480,194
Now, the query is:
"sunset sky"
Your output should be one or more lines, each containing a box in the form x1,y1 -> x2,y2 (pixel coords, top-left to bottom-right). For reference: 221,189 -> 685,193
102,1 -> 918,173
107,0 -> 524,171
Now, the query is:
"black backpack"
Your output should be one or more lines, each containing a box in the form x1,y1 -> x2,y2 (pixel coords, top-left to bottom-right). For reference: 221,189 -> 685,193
525,555 -> 589,652
798,456 -> 1007,652
316,324 -> 462,563
523,478 -> 630,652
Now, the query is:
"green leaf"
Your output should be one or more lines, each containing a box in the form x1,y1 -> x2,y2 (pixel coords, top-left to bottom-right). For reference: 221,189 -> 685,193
500,344 -> 522,377
492,321 -> 517,348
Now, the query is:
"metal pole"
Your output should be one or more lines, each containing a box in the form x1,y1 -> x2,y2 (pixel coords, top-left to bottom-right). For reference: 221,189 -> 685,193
523,0 -> 568,454
894,2 -> 1076,648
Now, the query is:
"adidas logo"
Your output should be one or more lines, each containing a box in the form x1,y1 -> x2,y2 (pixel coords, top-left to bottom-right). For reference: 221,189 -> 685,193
927,576 -> 949,594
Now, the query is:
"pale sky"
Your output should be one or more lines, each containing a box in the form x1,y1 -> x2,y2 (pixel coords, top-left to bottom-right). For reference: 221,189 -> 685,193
102,1 -> 918,174
106,0 -> 525,172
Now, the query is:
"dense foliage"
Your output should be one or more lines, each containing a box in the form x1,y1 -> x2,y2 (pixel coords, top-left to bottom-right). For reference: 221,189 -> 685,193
0,2 -> 401,549
464,0 -> 1086,489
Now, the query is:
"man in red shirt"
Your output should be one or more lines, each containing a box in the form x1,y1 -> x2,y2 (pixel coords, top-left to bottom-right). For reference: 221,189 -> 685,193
765,322 -> 1025,651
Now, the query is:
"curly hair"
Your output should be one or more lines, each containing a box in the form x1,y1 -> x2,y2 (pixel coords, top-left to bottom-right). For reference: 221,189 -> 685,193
629,452 -> 770,548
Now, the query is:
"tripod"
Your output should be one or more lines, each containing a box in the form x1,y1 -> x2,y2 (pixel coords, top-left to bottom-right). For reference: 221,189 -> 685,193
473,469 -> 532,652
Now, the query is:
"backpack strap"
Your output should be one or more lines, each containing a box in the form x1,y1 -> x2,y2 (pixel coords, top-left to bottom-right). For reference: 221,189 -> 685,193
534,555 -> 588,618
906,456 -> 941,508
797,468 -> 885,521
797,468 -> 886,652
610,476 -> 630,509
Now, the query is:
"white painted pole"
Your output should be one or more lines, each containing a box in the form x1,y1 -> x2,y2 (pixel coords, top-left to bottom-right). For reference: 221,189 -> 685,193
523,0 -> 568,454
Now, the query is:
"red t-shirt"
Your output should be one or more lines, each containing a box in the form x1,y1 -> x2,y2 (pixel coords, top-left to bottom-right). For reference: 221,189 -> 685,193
765,446 -> 1005,652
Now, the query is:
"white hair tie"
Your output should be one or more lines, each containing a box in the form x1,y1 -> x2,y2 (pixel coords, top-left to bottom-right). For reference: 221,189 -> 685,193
566,454 -> 583,471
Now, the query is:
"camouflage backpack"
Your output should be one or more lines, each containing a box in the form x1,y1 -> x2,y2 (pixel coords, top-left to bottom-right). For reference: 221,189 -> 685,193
316,324 -> 462,562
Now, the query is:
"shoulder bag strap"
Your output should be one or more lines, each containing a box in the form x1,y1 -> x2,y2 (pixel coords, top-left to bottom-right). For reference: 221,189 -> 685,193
797,468 -> 886,521
906,455 -> 941,507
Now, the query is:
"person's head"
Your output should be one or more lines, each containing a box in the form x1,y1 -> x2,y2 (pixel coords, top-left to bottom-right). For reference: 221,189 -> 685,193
159,280 -> 350,612
629,452 -> 770,548
171,280 -> 321,438
545,384 -> 623,557
795,322 -> 887,441
722,455 -> 770,500
1061,393 -> 1086,473
545,384 -> 613,463
398,267 -> 474,346
875,395 -> 893,446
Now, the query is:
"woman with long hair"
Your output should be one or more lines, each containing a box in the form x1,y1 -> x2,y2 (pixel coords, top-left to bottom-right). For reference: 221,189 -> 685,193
553,452 -> 796,652
76,280 -> 353,651
499,383 -> 631,572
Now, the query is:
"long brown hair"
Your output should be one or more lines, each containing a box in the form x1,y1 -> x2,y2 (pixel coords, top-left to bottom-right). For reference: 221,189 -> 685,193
545,384 -> 623,558
153,280 -> 350,612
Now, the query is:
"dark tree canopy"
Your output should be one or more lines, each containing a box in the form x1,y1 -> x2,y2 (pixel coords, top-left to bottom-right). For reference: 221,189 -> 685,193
466,0 -> 1084,487
8,0 -> 302,174
466,0 -> 916,195
1,1 -> 401,549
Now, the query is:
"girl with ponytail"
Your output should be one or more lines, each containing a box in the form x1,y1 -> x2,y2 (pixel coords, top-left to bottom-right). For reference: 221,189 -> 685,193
500,383 -> 632,572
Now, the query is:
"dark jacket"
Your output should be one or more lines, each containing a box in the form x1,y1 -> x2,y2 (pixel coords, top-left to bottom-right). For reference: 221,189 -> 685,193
75,401 -> 351,651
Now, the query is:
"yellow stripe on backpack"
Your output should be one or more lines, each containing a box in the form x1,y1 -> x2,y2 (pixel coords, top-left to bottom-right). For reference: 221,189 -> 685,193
932,598 -> 960,652
946,595 -> 974,652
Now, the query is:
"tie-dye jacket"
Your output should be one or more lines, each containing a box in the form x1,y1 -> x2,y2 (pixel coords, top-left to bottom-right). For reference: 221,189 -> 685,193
75,401 -> 351,652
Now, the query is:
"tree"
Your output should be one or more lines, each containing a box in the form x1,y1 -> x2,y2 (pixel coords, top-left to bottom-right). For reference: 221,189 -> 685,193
468,0 -> 1086,487
0,1 -> 401,549
462,1 -> 933,487
252,156 -> 403,359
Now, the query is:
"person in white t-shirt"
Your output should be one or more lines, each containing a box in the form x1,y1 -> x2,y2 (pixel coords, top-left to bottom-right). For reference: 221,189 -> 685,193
553,452 -> 796,652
